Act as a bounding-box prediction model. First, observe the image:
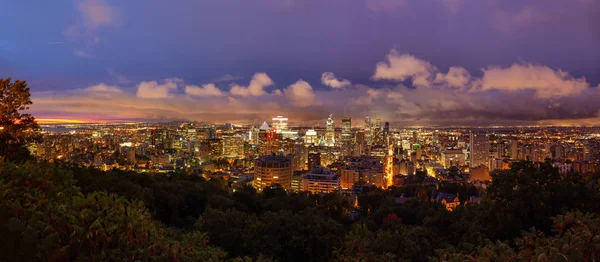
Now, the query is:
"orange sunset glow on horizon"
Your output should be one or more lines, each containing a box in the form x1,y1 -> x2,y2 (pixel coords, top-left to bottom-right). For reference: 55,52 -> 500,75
36,118 -> 111,124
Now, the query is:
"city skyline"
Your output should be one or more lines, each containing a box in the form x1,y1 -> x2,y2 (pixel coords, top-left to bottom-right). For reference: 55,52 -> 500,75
3,1 -> 600,260
2,0 -> 600,125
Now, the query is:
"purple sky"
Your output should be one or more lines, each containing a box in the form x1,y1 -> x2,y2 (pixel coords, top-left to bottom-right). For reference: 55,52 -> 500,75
1,0 -> 599,125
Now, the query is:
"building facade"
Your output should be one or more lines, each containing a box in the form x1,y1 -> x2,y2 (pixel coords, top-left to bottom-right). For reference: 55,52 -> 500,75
302,166 -> 341,194
470,133 -> 489,168
254,155 -> 293,191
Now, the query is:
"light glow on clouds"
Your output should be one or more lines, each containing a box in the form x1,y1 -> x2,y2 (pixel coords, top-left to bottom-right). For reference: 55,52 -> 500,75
321,72 -> 351,88
136,78 -> 180,99
185,83 -> 225,97
480,64 -> 589,98
284,80 -> 316,107
84,83 -> 122,94
30,50 -> 600,125
230,73 -> 275,96
372,51 -> 435,87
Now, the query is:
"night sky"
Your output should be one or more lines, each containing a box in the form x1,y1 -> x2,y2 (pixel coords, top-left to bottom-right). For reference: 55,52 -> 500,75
2,0 -> 599,125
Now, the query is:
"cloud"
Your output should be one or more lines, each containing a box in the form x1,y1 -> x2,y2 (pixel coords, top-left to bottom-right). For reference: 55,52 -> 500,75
64,0 -> 118,49
481,63 -> 590,98
84,83 -> 122,93
284,80 -> 316,107
351,85 -> 383,105
136,78 -> 179,99
77,0 -> 119,29
185,83 -> 225,97
372,50 -> 436,87
230,73 -> 274,96
27,52 -> 600,126
434,66 -> 471,88
321,72 -> 351,88
366,0 -> 408,12
74,49 -> 93,58
212,74 -> 242,83
372,50 -> 590,99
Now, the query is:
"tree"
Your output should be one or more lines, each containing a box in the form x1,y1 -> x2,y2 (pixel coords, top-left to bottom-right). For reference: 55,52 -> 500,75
436,211 -> 600,261
0,160 -> 225,261
0,78 -> 39,161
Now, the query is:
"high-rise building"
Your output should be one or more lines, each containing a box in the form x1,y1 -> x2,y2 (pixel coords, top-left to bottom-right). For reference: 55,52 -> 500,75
365,115 -> 373,145
470,133 -> 490,168
398,159 -> 415,175
341,117 -> 353,159
207,138 -> 223,157
254,155 -> 293,191
325,114 -> 335,147
441,148 -> 465,168
292,143 -> 308,171
383,122 -> 390,146
412,130 -> 418,145
341,117 -> 352,144
583,143 -> 591,161
554,144 -> 563,159
209,125 -> 217,139
304,129 -> 318,145
271,116 -> 288,133
302,166 -> 341,194
308,152 -> 321,171
354,130 -> 365,156
128,148 -> 136,164
223,132 -> 244,158
373,118 -> 383,146
340,169 -> 360,189
257,121 -> 277,156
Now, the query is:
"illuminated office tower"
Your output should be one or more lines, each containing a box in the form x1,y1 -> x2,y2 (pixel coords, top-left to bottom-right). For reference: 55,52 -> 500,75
128,148 -> 136,164
383,122 -> 390,146
510,139 -> 518,160
258,121 -> 277,156
554,144 -> 563,159
308,151 -> 321,171
341,117 -> 352,158
374,118 -> 383,146
209,125 -> 217,139
583,143 -> 591,161
341,117 -> 352,144
254,155 -> 293,191
325,114 -> 335,147
207,138 -> 223,157
272,116 -> 288,133
304,129 -> 318,145
470,133 -> 490,168
412,130 -> 418,145
364,115 -> 373,145
354,130 -> 366,156
223,132 -> 244,158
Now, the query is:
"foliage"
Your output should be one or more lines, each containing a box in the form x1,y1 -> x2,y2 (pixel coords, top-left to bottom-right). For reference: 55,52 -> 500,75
335,223 -> 444,262
2,155 -> 600,261
0,160 -> 224,261
197,207 -> 345,261
436,211 -> 600,261
0,78 -> 39,162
